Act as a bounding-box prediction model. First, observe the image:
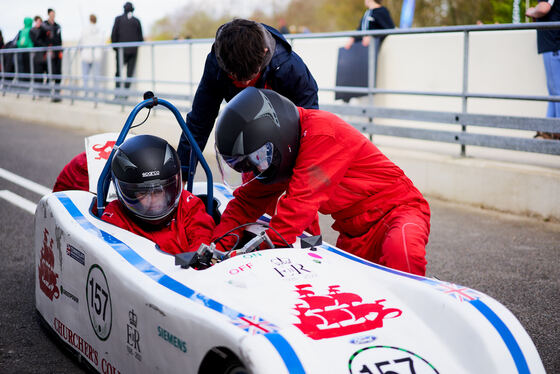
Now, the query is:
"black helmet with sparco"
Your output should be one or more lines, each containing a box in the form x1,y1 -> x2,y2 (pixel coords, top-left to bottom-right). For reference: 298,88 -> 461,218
111,135 -> 182,227
214,87 -> 300,188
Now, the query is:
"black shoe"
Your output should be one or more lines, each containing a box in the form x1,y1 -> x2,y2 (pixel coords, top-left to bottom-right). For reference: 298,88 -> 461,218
51,97 -> 62,103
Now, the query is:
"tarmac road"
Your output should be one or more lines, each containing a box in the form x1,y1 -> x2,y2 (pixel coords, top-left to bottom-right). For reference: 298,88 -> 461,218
0,116 -> 558,373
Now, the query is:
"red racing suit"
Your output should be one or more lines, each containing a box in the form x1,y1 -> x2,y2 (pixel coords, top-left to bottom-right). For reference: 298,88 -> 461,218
212,108 -> 430,275
53,152 -> 89,192
102,191 -> 215,255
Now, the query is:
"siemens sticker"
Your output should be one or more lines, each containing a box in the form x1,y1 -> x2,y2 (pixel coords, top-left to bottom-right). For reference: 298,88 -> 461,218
157,326 -> 187,353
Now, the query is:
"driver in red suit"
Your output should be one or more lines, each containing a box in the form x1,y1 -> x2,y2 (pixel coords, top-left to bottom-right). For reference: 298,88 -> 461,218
100,135 -> 215,255
213,88 -> 430,275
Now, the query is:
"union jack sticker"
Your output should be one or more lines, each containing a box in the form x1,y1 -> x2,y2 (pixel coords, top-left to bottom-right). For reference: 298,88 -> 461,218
232,315 -> 278,335
436,282 -> 481,302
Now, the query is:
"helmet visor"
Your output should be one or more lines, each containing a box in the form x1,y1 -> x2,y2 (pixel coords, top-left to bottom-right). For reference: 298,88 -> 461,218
216,142 -> 274,189
115,174 -> 181,221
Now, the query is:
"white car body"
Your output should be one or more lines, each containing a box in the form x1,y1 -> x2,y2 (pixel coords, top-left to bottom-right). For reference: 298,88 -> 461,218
35,181 -> 545,374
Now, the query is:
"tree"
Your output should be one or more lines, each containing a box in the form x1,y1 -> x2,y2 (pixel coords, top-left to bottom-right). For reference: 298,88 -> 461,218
150,0 -> 536,40
150,2 -> 232,40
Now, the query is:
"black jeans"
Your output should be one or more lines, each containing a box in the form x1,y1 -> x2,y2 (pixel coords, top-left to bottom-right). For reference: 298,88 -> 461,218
115,53 -> 137,89
17,52 -> 32,82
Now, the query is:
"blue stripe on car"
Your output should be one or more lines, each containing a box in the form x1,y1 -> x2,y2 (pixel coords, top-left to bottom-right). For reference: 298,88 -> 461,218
323,244 -> 529,374
265,333 -> 305,374
55,193 -> 304,373
470,299 -> 529,374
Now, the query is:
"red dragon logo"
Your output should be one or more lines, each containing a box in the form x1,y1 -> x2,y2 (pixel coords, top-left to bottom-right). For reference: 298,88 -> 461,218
92,141 -> 116,160
292,284 -> 402,340
38,229 -> 60,300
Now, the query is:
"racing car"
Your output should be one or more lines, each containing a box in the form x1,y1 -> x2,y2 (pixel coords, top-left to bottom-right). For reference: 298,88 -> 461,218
35,96 -> 545,373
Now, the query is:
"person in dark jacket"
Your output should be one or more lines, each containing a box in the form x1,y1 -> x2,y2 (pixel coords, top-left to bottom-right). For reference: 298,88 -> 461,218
344,0 -> 395,50
176,18 -> 319,176
111,2 -> 143,93
43,8 -> 62,102
30,16 -> 48,87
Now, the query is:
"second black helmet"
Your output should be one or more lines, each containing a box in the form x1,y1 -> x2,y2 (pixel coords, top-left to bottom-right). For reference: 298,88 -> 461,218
215,87 -> 300,187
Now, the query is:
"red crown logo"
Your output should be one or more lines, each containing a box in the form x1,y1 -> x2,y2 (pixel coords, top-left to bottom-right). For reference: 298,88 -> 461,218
92,141 -> 116,160
38,229 -> 60,300
292,284 -> 402,340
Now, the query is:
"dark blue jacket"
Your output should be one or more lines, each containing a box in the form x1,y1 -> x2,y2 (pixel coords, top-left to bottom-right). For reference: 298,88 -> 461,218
177,24 -> 319,170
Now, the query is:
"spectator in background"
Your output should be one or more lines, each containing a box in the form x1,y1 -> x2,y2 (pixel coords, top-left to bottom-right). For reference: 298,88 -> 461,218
43,8 -> 62,102
278,19 -> 289,34
527,0 -> 560,140
344,0 -> 395,50
16,17 -> 34,83
80,14 -> 104,98
2,31 -> 19,84
111,2 -> 143,97
30,16 -> 48,89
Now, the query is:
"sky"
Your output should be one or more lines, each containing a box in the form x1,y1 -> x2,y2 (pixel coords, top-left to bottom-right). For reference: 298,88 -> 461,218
1,0 -> 273,43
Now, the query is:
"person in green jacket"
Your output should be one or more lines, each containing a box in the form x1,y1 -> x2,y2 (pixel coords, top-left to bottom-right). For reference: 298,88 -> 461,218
17,17 -> 34,83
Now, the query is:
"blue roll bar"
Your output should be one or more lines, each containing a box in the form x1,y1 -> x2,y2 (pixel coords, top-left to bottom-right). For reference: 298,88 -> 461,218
96,96 -> 213,216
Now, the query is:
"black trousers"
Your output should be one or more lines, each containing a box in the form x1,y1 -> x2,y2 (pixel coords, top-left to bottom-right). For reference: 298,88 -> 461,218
47,55 -> 62,93
115,53 -> 137,89
17,52 -> 32,82
33,57 -> 47,85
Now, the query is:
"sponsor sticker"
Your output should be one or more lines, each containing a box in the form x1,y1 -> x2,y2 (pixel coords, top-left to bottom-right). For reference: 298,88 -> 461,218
157,326 -> 187,353
61,285 -> 79,304
348,346 -> 439,374
142,170 -> 160,178
86,264 -> 112,340
350,335 -> 377,345
66,244 -> 85,266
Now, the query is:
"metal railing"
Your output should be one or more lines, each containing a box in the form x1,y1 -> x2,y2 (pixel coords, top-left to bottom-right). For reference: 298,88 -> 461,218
0,38 -> 212,110
1,22 -> 559,156
285,22 -> 560,157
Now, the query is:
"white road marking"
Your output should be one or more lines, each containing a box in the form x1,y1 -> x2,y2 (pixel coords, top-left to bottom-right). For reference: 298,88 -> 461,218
0,190 -> 37,214
0,167 -> 52,214
0,167 -> 52,196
